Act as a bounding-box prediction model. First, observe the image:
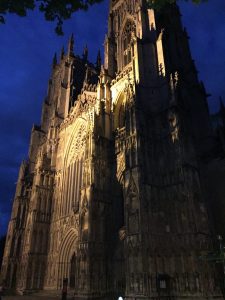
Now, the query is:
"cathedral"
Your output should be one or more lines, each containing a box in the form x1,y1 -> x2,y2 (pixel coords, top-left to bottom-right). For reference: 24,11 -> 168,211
1,0 -> 225,299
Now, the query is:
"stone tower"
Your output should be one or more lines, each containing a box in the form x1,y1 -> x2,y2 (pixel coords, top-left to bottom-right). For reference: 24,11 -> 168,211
1,0 -> 223,299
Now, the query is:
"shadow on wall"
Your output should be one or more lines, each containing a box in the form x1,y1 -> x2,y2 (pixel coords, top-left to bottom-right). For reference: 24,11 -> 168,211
0,236 -> 6,268
205,158 -> 225,238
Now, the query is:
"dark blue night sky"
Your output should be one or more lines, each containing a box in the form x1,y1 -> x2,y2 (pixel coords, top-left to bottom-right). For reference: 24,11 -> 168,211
0,0 -> 225,237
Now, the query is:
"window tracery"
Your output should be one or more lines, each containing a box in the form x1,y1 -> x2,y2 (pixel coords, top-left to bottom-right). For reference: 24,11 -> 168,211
60,120 -> 87,217
122,21 -> 136,67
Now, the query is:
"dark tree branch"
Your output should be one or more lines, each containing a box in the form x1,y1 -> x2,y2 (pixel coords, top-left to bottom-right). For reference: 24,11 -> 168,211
0,0 -> 207,35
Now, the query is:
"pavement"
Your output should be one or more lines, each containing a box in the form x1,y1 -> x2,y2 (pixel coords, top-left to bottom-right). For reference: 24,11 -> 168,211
3,297 -> 60,300
2,293 -> 74,300
3,296 -> 74,300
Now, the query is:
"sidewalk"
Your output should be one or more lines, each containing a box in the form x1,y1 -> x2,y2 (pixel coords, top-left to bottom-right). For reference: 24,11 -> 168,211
3,292 -> 74,300
4,296 -> 74,300
4,297 -> 59,300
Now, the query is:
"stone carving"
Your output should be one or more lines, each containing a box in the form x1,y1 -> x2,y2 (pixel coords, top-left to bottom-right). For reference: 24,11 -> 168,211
2,1 -> 221,299
126,174 -> 139,234
79,93 -> 96,113
117,152 -> 125,182
67,122 -> 87,166
125,81 -> 135,106
126,174 -> 138,213
168,109 -> 179,143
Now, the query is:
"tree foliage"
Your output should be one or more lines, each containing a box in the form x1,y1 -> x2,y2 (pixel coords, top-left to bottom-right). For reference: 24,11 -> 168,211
147,0 -> 206,11
0,0 -> 105,34
0,0 -> 206,35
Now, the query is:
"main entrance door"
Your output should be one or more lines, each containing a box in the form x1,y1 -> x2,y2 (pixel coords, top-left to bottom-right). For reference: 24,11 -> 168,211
57,229 -> 78,290
70,252 -> 76,288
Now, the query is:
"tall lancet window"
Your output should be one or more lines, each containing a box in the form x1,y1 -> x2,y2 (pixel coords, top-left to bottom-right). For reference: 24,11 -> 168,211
122,21 -> 135,67
60,120 -> 87,217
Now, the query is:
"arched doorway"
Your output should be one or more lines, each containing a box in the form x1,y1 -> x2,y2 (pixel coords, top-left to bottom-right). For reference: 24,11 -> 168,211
58,229 -> 78,290
69,252 -> 76,288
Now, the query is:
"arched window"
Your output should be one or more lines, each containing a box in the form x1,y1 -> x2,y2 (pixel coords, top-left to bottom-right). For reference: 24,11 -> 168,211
122,21 -> 135,67
61,120 -> 86,217
114,92 -> 126,130
118,104 -> 125,128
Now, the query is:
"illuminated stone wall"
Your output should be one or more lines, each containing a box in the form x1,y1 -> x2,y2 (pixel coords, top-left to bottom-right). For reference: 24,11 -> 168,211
1,1 -> 223,299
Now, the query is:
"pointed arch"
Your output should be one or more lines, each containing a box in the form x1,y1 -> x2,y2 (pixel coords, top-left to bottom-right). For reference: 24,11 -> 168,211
120,18 -> 136,67
58,228 -> 78,289
64,117 -> 88,168
60,117 -> 88,216
114,91 -> 126,130
119,16 -> 136,39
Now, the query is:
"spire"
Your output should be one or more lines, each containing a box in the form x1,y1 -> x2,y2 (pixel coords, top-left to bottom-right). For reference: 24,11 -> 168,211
84,65 -> 90,84
52,52 -> 57,68
96,50 -> 101,71
61,46 -> 65,60
68,33 -> 74,56
83,44 -> 88,61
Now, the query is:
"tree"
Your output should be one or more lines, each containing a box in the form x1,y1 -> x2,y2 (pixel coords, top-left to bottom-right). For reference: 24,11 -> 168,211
0,0 -> 206,35
147,0 -> 207,11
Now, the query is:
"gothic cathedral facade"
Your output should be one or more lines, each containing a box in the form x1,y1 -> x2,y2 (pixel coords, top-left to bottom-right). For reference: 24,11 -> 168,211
1,0 -> 223,299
